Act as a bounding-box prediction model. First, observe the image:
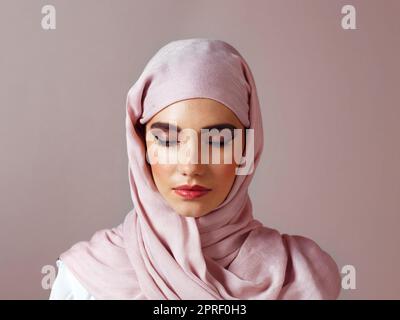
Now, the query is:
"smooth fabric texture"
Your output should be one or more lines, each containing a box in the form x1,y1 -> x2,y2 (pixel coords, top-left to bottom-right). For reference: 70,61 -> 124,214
56,38 -> 341,300
49,260 -> 95,300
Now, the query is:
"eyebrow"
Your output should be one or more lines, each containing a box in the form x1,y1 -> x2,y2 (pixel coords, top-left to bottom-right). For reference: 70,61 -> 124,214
150,122 -> 239,133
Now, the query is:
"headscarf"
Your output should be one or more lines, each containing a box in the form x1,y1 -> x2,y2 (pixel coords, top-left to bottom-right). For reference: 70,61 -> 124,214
59,38 -> 341,299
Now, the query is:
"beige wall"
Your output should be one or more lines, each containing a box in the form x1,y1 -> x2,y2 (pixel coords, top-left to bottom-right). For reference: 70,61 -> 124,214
1,0 -> 399,299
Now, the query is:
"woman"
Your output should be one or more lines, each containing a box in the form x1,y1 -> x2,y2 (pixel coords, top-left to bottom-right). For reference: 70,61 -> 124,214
49,38 -> 341,300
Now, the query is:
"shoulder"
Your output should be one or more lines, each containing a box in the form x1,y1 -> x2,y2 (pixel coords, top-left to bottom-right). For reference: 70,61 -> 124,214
49,259 -> 96,300
279,233 -> 342,299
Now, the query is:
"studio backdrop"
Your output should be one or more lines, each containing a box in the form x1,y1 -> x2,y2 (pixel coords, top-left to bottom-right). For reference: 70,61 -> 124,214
0,0 -> 399,299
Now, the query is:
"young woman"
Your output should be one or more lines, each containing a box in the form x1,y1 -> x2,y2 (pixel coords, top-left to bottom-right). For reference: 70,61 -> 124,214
49,38 -> 341,300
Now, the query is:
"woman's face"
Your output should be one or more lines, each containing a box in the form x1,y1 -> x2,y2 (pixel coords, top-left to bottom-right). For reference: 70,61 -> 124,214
144,98 -> 245,218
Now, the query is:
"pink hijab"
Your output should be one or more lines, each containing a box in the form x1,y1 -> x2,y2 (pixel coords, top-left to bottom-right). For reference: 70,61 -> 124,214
59,38 -> 341,299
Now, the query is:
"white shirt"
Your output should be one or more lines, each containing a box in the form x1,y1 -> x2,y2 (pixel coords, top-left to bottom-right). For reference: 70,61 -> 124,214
49,259 -> 95,300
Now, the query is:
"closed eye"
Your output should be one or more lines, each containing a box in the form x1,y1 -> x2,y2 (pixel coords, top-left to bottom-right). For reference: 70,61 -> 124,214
154,136 -> 179,147
154,136 -> 233,148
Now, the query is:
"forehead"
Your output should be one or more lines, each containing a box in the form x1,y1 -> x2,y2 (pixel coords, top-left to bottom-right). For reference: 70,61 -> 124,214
145,98 -> 244,129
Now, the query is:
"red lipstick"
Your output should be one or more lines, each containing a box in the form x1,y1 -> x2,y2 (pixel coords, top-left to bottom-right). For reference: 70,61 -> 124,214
173,184 -> 211,200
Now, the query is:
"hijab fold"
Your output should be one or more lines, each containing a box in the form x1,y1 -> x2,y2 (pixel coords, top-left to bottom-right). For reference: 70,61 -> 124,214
59,38 -> 341,299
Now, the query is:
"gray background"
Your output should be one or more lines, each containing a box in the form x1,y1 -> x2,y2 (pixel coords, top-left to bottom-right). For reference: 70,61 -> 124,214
1,0 -> 399,299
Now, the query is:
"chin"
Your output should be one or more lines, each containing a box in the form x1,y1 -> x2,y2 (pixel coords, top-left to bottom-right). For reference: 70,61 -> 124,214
174,204 -> 210,218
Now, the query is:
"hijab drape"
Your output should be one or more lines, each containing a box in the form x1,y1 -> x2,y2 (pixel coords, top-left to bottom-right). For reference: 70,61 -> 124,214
59,38 -> 341,299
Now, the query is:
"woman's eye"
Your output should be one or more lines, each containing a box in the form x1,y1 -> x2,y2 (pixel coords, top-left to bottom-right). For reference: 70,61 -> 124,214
154,136 -> 178,147
208,138 -> 232,148
209,139 -> 230,147
153,134 -> 233,148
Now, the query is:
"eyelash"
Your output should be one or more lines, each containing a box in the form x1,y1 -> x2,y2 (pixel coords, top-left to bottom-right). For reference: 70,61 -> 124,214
154,136 -> 232,148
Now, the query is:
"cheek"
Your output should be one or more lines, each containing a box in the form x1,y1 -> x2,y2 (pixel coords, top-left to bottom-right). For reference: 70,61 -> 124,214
146,140 -> 175,189
149,163 -> 175,189
211,163 -> 237,187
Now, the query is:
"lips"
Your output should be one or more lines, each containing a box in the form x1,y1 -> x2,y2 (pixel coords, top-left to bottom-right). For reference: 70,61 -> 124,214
173,184 -> 211,191
173,184 -> 211,200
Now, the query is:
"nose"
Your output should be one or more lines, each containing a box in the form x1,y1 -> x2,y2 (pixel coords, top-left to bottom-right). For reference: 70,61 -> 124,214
176,132 -> 206,176
178,162 -> 205,177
